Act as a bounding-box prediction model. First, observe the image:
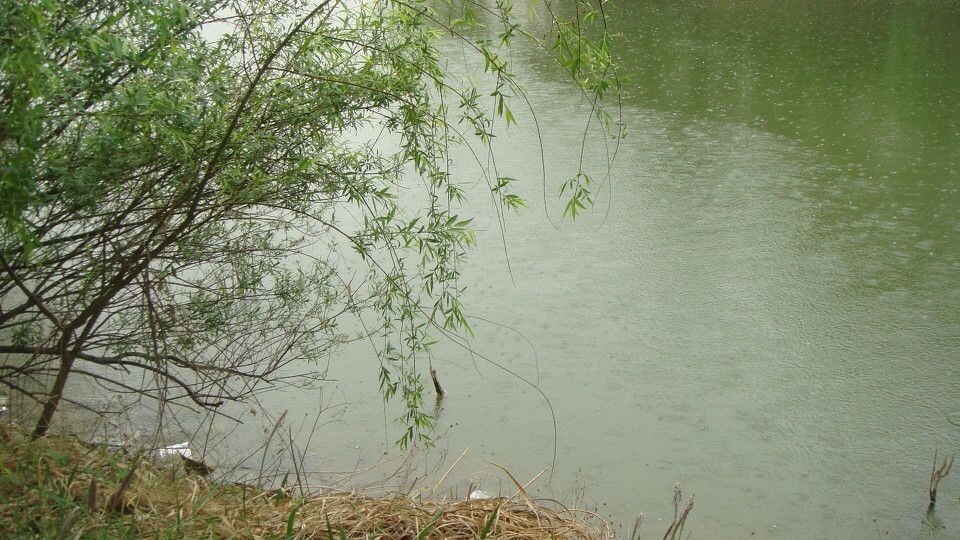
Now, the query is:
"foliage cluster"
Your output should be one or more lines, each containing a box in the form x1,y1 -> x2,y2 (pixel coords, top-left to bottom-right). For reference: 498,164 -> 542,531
0,0 -> 620,444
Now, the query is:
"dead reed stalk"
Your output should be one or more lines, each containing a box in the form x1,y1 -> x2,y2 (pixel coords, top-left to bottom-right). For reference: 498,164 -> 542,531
928,450 -> 954,508
0,424 -> 610,538
661,483 -> 694,540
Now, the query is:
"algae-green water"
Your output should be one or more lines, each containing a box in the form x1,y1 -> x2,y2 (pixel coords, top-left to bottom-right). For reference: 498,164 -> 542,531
156,2 -> 960,538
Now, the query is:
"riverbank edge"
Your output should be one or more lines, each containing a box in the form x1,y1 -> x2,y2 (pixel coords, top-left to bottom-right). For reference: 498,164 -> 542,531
0,423 -> 609,538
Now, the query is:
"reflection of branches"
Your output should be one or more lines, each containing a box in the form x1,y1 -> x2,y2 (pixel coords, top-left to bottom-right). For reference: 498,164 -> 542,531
2,347 -> 222,407
0,254 -> 64,330
0,372 -> 108,416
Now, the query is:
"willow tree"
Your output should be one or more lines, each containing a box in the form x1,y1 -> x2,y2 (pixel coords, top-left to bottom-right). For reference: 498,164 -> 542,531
0,0 -> 620,444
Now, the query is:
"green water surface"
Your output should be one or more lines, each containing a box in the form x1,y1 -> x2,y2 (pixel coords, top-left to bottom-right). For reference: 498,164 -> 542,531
218,1 -> 960,538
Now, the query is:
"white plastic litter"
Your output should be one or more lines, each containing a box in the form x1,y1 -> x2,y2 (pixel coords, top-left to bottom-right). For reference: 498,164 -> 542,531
157,441 -> 193,460
468,490 -> 491,500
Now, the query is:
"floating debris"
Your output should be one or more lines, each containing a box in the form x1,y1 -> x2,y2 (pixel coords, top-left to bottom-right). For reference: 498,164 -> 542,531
180,454 -> 213,476
156,441 -> 193,460
155,442 -> 212,476
469,489 -> 491,500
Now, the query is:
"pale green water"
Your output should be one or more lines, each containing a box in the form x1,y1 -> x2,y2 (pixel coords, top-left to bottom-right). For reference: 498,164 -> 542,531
341,2 -> 958,537
65,1 -> 960,538
257,2 -> 960,538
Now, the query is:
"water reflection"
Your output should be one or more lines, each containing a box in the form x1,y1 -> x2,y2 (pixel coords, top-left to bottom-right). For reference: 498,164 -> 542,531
428,2 -> 960,537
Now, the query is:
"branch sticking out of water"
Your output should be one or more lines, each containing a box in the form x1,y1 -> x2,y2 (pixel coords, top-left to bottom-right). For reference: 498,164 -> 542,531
430,368 -> 445,397
928,450 -> 954,509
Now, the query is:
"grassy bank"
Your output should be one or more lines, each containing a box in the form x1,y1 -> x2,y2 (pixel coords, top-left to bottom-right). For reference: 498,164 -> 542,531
0,424 -> 608,539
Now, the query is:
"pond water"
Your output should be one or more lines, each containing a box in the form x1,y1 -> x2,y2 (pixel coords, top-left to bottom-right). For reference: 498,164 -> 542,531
57,1 -> 960,538
233,2 -> 960,538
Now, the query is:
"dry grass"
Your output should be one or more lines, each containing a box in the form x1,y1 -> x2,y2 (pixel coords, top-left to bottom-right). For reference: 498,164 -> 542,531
0,424 -> 610,539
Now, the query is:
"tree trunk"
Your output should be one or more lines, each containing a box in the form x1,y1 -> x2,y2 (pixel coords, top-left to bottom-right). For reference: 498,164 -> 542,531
32,334 -> 75,438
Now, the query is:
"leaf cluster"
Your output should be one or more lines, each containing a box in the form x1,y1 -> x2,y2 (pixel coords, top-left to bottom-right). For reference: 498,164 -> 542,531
0,0 -> 621,446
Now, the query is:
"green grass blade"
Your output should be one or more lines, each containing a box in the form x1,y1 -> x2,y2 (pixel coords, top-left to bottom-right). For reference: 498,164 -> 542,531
324,513 -> 334,540
479,504 -> 500,540
285,502 -> 303,539
416,509 -> 444,539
